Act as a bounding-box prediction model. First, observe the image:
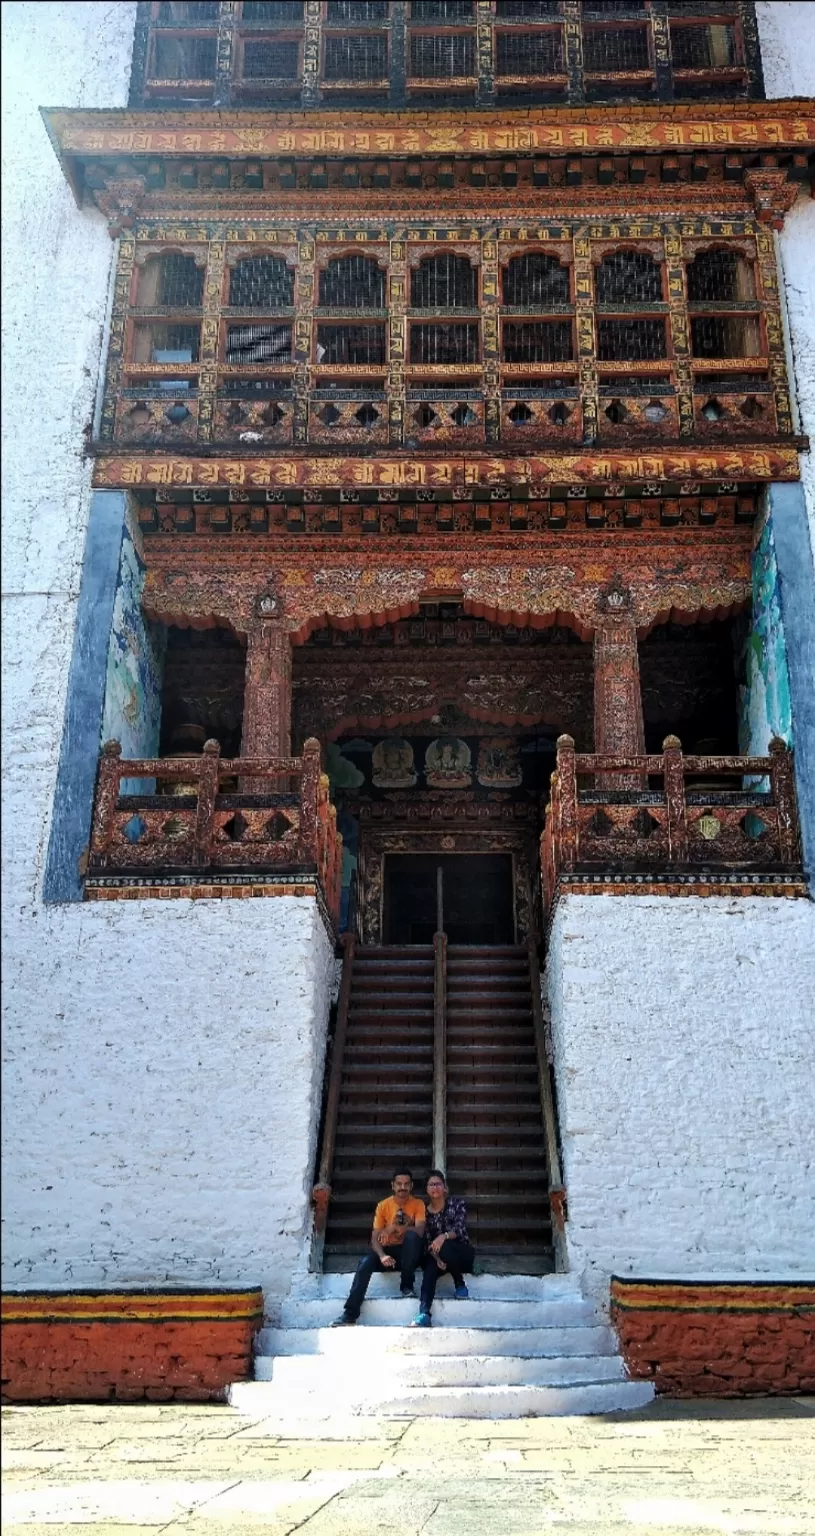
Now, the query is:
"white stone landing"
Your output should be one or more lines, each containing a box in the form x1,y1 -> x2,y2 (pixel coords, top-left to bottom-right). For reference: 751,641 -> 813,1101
229,1272 -> 654,1418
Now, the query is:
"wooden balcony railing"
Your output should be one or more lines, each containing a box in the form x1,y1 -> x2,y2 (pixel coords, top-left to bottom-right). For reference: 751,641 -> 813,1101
541,733 -> 802,915
88,736 -> 342,924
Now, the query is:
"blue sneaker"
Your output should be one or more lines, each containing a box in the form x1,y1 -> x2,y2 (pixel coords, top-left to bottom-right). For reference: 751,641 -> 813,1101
411,1311 -> 432,1327
454,1284 -> 470,1301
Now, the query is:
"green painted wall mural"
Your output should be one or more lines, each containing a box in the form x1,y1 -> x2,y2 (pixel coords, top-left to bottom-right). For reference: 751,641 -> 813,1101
738,514 -> 793,755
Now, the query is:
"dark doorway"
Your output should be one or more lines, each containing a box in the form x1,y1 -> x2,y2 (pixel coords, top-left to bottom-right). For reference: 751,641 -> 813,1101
383,853 -> 514,946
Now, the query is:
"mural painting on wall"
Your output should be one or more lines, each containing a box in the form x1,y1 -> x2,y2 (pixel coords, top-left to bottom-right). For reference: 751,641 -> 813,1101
101,524 -> 166,793
425,737 -> 473,789
372,738 -> 417,789
326,743 -> 365,791
476,738 -> 523,789
738,517 -> 793,755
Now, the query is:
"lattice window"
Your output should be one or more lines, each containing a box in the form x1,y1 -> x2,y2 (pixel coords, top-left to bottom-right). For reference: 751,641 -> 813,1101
229,256 -> 294,308
324,34 -> 388,79
319,255 -> 386,308
410,0 -> 473,19
242,39 -> 300,76
597,318 -> 667,360
242,1 -> 303,19
157,2 -> 220,22
137,322 -> 201,363
410,323 -> 480,363
502,253 -> 570,306
411,254 -> 477,309
327,1 -> 388,20
226,322 -> 293,363
410,33 -> 476,77
595,252 -> 662,305
691,315 -> 762,359
502,320 -> 573,363
316,324 -> 387,363
496,0 -> 561,16
686,249 -> 755,303
151,34 -> 217,78
156,253 -> 204,307
496,30 -> 563,75
582,25 -> 649,71
584,0 -> 645,11
670,23 -> 736,69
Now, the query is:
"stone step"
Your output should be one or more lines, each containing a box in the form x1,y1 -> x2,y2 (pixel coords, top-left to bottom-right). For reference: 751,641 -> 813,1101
278,1296 -> 595,1329
255,1351 -> 627,1389
255,1322 -> 616,1358
230,1378 -> 654,1419
296,1271 -> 582,1301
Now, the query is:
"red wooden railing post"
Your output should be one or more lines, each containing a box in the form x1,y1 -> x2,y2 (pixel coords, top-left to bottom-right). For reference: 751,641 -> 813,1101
193,739 -> 220,867
91,741 -> 123,858
556,735 -> 578,869
299,738 -> 321,864
769,737 -> 800,865
663,734 -> 689,865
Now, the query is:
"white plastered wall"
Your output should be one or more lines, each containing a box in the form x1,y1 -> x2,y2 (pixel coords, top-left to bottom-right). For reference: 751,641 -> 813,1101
757,2 -> 815,562
1,4 -> 334,1304
547,895 -> 815,1303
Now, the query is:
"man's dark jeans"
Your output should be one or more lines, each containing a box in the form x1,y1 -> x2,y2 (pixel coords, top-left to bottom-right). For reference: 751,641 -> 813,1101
343,1230 -> 424,1321
420,1239 -> 475,1314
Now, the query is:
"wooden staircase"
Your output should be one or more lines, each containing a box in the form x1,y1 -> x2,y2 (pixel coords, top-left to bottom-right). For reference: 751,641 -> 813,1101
323,943 -> 554,1272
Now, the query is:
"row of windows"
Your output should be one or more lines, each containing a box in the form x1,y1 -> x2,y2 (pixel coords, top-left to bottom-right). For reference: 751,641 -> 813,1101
134,0 -> 759,103
136,249 -> 758,314
131,314 -> 764,367
149,24 -> 740,85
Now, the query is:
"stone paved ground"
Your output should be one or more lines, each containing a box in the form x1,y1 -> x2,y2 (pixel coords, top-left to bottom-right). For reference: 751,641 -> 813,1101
1,1398 -> 814,1535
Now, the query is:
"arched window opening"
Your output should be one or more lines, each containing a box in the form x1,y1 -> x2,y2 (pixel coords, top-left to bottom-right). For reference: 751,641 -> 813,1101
411,253 -> 477,309
595,251 -> 662,305
137,253 -> 204,308
502,253 -> 569,307
319,255 -> 386,309
229,255 -> 294,308
687,249 -> 755,303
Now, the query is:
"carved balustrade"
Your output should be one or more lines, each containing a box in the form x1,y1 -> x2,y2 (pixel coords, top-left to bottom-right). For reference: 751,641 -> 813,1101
88,735 -> 342,924
541,732 -> 801,913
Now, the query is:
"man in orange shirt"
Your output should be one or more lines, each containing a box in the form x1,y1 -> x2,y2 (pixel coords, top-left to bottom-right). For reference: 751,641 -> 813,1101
332,1169 -> 426,1325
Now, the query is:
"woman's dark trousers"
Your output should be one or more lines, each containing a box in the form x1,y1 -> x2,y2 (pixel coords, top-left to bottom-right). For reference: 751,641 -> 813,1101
343,1229 -> 424,1321
419,1240 -> 475,1314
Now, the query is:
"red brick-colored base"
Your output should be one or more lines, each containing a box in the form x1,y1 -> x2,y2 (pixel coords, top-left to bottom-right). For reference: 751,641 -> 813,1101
611,1278 -> 815,1398
1,1288 -> 263,1404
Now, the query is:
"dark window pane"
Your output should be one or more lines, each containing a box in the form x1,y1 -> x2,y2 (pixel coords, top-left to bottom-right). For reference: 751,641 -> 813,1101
242,1 -> 303,19
411,0 -> 473,19
151,35 -> 217,78
583,24 -> 649,71
319,255 -> 386,308
686,250 -> 742,303
691,315 -> 761,359
324,34 -> 388,78
502,254 -> 570,306
411,254 -> 477,308
316,324 -> 386,363
410,33 -> 475,76
243,39 -> 299,76
671,23 -> 735,69
410,323 -> 480,363
496,30 -> 563,74
327,1 -> 388,20
496,1 -> 561,16
229,256 -> 294,308
597,318 -> 667,360
595,252 -> 662,304
157,254 -> 204,307
226,323 -> 293,362
157,2 -> 219,22
147,323 -> 201,361
502,320 -> 573,362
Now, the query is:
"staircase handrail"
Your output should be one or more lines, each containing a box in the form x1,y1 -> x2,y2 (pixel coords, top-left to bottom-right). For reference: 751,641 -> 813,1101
311,931 -> 356,1271
526,926 -> 567,1274
432,930 -> 448,1174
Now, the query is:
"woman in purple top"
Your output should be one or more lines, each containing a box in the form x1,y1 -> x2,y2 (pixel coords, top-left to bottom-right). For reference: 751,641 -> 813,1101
413,1170 -> 475,1327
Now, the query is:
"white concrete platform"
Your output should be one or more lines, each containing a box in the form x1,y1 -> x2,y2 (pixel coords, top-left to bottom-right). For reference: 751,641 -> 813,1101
233,1271 -> 655,1419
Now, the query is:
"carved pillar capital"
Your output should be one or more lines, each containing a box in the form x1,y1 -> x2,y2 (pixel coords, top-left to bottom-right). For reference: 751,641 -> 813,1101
743,170 -> 800,232
94,175 -> 147,237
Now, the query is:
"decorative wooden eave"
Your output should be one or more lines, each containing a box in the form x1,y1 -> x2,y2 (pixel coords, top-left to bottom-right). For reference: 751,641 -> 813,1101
42,100 -> 815,230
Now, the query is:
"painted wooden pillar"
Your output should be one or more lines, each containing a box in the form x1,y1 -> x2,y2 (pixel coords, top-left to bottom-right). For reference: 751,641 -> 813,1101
593,616 -> 645,757
241,612 -> 292,761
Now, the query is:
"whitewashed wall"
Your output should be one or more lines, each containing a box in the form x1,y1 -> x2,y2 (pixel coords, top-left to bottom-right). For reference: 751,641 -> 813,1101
547,895 -> 815,1301
1,3 -> 335,1305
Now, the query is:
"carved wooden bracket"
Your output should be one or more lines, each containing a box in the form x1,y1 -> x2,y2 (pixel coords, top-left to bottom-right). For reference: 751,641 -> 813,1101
95,176 -> 147,237
743,170 -> 801,232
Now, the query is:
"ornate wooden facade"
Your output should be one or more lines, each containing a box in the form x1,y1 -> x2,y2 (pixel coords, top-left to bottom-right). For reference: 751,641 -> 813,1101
44,18 -> 813,914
